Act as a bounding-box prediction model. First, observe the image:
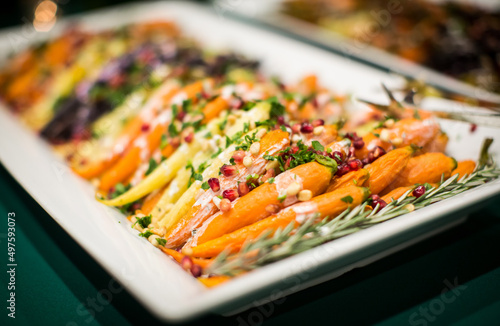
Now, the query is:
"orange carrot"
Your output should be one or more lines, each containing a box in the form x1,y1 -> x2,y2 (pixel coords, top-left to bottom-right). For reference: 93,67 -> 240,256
188,186 -> 369,258
326,168 -> 369,193
381,186 -> 414,203
365,146 -> 415,194
297,74 -> 318,95
451,160 -> 476,179
99,123 -> 166,191
382,183 -> 439,203
141,186 -> 167,215
73,85 -> 180,179
163,130 -> 290,248
198,276 -> 231,287
201,96 -> 229,124
185,161 -> 334,248
383,152 -> 457,192
422,132 -> 449,154
159,247 -> 213,269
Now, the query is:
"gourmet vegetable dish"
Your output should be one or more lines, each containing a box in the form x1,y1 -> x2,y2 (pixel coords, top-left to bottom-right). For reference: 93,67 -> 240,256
282,0 -> 500,93
1,20 -> 498,288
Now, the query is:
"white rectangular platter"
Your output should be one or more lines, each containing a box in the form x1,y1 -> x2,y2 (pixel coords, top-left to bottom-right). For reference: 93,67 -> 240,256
0,1 -> 500,322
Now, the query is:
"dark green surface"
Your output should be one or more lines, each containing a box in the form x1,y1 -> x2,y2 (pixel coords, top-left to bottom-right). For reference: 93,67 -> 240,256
1,161 -> 500,326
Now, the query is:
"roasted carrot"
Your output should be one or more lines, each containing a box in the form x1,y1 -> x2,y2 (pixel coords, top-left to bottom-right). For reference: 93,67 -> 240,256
73,83 -> 180,179
422,132 -> 449,154
297,74 -> 318,95
383,152 -> 457,193
141,186 -> 167,215
382,183 -> 439,203
99,123 -> 166,191
379,118 -> 440,148
355,132 -> 392,160
365,146 -> 415,194
381,186 -> 414,203
159,247 -> 213,269
201,96 -> 229,124
184,161 -> 334,248
451,160 -> 476,179
198,276 -> 230,287
326,168 -> 369,193
163,130 -> 291,248
355,117 -> 440,160
187,186 -> 369,258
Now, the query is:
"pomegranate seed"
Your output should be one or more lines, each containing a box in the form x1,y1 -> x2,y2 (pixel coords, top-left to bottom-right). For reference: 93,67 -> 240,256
232,150 -> 245,163
413,185 -> 426,198
370,195 -> 387,210
201,91 -> 211,99
348,159 -> 363,171
362,158 -> 371,165
277,116 -> 285,125
181,256 -> 193,270
292,123 -> 301,133
265,204 -> 280,214
176,111 -> 186,121
312,119 -> 324,127
141,123 -> 150,132
291,146 -> 299,154
284,157 -> 292,170
367,152 -> 375,163
470,123 -> 477,133
190,264 -> 202,277
330,151 -> 343,164
373,146 -> 386,159
220,198 -> 232,212
184,132 -> 194,143
300,123 -> 314,133
220,164 -> 238,177
238,182 -> 250,196
345,132 -> 360,141
336,164 -> 350,176
353,139 -> 365,150
207,178 -> 220,192
222,189 -> 239,201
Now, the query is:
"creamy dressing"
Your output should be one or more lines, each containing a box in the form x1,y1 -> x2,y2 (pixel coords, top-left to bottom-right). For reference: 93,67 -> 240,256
291,201 -> 319,224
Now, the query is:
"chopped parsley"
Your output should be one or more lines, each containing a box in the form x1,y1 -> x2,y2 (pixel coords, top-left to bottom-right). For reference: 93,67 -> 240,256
145,158 -> 159,176
160,134 -> 168,149
311,141 -> 324,152
133,214 -> 152,229
267,177 -> 275,184
341,195 -> 353,204
235,131 -> 259,151
265,140 -> 337,172
139,230 -> 154,238
268,98 -> 285,119
201,181 -> 210,190
156,238 -> 167,246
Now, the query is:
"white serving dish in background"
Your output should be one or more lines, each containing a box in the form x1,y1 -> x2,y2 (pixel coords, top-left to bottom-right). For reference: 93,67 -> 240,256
0,1 -> 499,322
217,0 -> 500,106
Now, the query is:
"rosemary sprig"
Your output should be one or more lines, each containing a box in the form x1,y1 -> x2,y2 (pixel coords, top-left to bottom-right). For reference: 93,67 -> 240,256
207,164 -> 500,276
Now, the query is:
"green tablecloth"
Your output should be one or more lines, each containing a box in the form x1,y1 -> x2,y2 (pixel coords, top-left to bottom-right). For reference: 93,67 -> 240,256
1,162 -> 499,326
